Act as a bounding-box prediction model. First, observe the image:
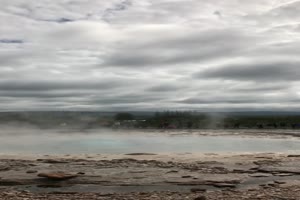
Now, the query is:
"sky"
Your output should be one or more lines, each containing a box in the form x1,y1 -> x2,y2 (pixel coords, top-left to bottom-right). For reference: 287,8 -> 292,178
1,0 -> 300,111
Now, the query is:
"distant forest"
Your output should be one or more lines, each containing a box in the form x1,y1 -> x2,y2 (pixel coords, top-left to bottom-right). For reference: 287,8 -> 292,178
0,111 -> 300,129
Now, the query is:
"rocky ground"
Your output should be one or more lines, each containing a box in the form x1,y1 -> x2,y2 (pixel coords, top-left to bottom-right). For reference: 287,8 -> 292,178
0,153 -> 300,199
1,185 -> 300,200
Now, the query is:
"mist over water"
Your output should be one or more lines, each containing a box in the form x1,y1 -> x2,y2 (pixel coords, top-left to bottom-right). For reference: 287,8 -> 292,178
1,126 -> 300,154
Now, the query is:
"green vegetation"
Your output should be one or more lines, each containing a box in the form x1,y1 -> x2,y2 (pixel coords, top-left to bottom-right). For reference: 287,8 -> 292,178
137,111 -> 300,129
114,113 -> 134,121
0,111 -> 300,129
138,111 -> 206,129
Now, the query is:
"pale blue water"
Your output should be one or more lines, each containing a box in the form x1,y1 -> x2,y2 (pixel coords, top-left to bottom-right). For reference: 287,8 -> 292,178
1,129 -> 300,154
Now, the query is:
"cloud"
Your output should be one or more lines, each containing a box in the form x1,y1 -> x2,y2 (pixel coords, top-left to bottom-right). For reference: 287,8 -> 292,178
43,18 -> 75,23
102,27 -> 256,67
178,93 -> 300,105
102,0 -> 132,22
0,39 -> 23,44
0,0 -> 300,111
196,60 -> 300,81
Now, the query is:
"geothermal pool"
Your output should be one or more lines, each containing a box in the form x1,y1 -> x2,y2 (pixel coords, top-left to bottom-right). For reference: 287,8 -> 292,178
1,128 -> 300,154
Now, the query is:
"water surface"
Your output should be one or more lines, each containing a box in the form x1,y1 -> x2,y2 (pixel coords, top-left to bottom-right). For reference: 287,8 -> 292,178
1,128 -> 300,154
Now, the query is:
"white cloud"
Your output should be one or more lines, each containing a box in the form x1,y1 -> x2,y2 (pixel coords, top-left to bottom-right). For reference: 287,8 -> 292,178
0,0 -> 299,111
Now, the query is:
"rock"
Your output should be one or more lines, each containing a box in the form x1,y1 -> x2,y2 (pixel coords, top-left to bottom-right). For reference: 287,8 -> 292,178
3,192 -> 16,197
77,172 -> 85,175
49,191 -> 78,194
213,183 -> 236,188
255,156 -> 272,159
249,173 -> 271,178
20,190 -> 30,193
249,167 -> 260,170
38,172 -> 77,180
0,166 -> 10,171
166,170 -> 178,174
194,196 -> 206,200
182,175 -> 192,178
274,180 -> 286,184
253,160 -> 280,166
125,153 -> 157,156
232,169 -> 250,173
287,155 -> 300,158
37,184 -> 63,188
36,159 -> 69,164
0,179 -> 26,186
26,170 -> 38,174
213,167 -> 226,171
268,183 -> 277,187
191,188 -> 207,193
258,167 -> 300,175
275,173 -> 294,177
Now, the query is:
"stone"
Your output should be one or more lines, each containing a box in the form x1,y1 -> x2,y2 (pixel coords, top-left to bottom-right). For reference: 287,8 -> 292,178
3,192 -> 16,197
274,180 -> 286,184
213,183 -> 236,188
191,188 -> 207,193
182,175 -> 192,178
275,173 -> 294,177
166,170 -> 178,173
36,159 -> 69,164
249,173 -> 271,178
194,196 -> 206,200
38,172 -> 77,180
268,183 -> 277,187
26,170 -> 38,174
125,153 -> 157,156
258,167 -> 300,175
287,155 -> 300,158
0,166 -> 10,171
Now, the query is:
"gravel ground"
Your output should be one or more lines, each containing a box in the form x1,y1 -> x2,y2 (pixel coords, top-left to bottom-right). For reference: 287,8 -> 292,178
1,185 -> 300,200
1,153 -> 300,199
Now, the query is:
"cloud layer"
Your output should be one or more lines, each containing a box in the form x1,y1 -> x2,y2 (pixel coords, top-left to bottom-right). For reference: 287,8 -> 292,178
1,0 -> 300,111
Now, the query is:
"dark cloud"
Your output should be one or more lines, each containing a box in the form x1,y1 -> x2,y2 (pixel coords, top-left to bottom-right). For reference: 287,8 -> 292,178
0,79 -> 131,91
196,61 -> 300,81
230,84 -> 289,92
0,39 -> 23,44
178,98 -> 260,105
102,0 -> 132,22
91,94 -> 163,105
177,93 -> 300,105
0,91 -> 85,98
42,18 -> 75,23
147,85 -> 184,92
213,10 -> 222,18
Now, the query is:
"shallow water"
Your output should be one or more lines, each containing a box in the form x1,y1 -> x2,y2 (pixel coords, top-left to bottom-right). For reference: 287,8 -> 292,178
1,128 -> 300,154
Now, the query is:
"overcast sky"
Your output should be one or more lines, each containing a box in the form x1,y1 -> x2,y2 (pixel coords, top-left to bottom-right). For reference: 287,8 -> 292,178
1,0 -> 300,111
